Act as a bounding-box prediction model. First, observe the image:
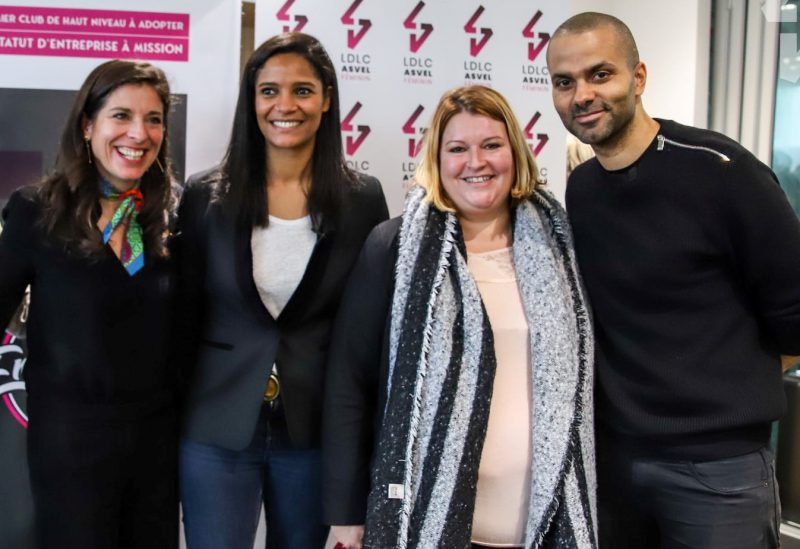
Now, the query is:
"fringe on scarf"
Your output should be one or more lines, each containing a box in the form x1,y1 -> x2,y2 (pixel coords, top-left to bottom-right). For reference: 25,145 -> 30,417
365,186 -> 596,549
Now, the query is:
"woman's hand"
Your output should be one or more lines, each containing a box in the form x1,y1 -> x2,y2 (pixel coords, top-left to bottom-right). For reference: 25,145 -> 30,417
331,525 -> 364,549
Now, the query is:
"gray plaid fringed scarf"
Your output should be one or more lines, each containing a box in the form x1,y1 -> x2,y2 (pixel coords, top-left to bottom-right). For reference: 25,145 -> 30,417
363,186 -> 596,549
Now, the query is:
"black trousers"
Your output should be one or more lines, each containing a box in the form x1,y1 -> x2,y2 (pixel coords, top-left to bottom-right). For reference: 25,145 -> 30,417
598,442 -> 781,549
27,405 -> 179,549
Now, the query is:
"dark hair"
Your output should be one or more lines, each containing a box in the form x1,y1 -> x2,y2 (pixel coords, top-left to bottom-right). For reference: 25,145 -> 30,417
39,59 -> 175,258
552,12 -> 640,68
218,32 -> 355,228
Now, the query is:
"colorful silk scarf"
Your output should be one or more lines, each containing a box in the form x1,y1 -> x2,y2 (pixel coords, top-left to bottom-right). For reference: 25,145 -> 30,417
100,179 -> 145,275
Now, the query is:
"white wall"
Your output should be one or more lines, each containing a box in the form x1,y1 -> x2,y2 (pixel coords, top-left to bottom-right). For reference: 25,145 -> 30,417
570,0 -> 712,128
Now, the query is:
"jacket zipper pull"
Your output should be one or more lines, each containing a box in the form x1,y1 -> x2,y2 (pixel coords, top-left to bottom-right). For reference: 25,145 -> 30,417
657,135 -> 665,151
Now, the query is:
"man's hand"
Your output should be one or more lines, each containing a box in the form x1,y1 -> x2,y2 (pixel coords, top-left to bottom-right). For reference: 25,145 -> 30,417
332,525 -> 364,549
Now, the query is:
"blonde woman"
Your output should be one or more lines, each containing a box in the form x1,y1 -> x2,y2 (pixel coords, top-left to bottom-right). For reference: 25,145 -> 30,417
323,85 -> 596,549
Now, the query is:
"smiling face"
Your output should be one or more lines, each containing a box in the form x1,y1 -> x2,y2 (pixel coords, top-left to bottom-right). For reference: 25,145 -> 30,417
439,112 -> 514,223
83,83 -> 164,192
547,25 -> 645,149
254,52 -> 330,156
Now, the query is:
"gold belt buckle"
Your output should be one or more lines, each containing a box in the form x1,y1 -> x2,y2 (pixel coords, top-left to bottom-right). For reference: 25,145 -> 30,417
264,372 -> 280,402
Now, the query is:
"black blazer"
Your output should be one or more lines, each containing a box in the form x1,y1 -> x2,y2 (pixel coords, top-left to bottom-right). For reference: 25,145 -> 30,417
174,169 -> 389,451
321,217 -> 400,525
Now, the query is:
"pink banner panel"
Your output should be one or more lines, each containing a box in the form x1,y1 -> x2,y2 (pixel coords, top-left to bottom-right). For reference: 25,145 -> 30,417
0,5 -> 189,61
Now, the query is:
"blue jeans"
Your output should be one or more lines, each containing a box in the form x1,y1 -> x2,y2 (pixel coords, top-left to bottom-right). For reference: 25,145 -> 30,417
598,444 -> 781,549
179,405 -> 328,549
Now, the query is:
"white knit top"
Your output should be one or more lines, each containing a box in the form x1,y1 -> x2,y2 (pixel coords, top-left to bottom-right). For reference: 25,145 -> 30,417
251,215 -> 315,319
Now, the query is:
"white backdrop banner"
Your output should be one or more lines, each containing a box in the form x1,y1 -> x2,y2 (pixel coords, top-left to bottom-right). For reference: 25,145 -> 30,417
255,0 -> 569,214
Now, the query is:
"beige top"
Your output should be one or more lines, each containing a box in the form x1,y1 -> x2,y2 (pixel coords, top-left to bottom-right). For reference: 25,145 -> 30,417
468,247 -> 531,547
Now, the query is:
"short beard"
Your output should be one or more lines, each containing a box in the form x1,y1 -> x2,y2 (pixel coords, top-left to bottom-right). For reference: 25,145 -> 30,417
569,103 -> 634,149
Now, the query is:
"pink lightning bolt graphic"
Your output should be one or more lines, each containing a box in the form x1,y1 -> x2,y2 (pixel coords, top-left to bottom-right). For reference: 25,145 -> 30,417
524,112 -> 549,157
342,102 -> 371,156
404,2 -> 433,53
522,10 -> 550,61
276,0 -> 308,32
341,0 -> 372,49
464,5 -> 493,57
403,105 -> 425,157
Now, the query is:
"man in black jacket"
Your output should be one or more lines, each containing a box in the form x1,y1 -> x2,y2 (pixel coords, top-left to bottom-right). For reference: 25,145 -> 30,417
546,11 -> 800,549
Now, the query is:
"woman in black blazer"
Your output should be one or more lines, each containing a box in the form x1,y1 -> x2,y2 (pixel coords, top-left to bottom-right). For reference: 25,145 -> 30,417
0,60 -> 178,548
175,32 -> 388,549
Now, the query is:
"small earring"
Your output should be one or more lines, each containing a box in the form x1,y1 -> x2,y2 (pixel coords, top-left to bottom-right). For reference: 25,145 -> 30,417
84,136 -> 92,165
154,156 -> 165,173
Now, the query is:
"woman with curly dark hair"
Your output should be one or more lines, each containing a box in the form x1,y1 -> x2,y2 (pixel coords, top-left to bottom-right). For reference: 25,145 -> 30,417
175,32 -> 388,548
0,60 -> 179,548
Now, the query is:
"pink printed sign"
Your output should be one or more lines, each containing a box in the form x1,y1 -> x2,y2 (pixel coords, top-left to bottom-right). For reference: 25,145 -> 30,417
0,332 -> 26,429
0,5 -> 189,61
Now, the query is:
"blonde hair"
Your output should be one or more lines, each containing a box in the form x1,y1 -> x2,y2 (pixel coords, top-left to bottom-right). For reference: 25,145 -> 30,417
566,135 -> 595,178
414,85 -> 542,212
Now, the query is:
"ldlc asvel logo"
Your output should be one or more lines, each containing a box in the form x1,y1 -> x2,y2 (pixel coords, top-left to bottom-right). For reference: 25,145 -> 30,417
342,101 -> 371,171
403,105 -> 425,158
339,0 -> 372,80
405,2 -> 433,53
523,10 -> 549,62
464,5 -> 492,57
341,0 -> 371,48
525,111 -> 549,158
275,0 -> 307,33
521,9 -> 551,92
403,2 -> 434,84
463,5 -> 493,83
402,105 -> 426,181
